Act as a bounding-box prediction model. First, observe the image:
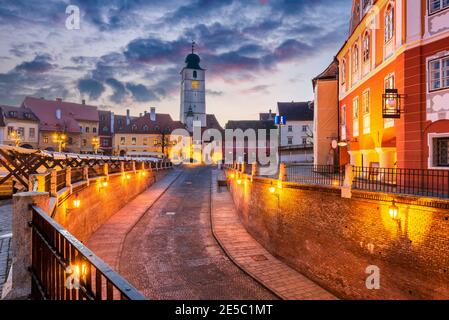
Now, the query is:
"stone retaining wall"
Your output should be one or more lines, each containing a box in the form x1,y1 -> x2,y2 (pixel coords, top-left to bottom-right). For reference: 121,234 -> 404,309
226,170 -> 449,299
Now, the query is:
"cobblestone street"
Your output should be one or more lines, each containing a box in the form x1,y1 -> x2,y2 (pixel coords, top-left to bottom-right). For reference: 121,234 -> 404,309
118,166 -> 277,300
0,200 -> 12,297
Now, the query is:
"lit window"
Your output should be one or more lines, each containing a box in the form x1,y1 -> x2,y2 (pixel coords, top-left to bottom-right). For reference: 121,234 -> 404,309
191,80 -> 200,89
362,90 -> 370,114
429,56 -> 449,91
131,137 -> 136,145
143,138 -> 148,145
120,137 -> 125,145
153,139 -> 159,146
43,136 -> 48,144
82,139 -> 87,147
363,32 -> 370,63
429,0 -> 449,14
385,6 -> 394,43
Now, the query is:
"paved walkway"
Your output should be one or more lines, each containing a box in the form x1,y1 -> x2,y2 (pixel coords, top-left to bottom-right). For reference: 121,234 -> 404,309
117,166 -> 276,300
0,200 -> 12,298
211,170 -> 337,300
87,170 -> 182,270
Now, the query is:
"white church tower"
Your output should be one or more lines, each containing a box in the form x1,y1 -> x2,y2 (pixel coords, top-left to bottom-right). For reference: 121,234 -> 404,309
180,42 -> 206,133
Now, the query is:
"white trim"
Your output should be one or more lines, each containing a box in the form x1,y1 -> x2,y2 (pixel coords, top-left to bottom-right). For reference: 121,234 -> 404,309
428,132 -> 449,170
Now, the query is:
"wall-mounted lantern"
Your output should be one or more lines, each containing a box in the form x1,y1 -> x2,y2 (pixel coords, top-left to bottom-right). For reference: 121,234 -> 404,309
389,200 -> 398,220
382,89 -> 404,119
72,195 -> 81,209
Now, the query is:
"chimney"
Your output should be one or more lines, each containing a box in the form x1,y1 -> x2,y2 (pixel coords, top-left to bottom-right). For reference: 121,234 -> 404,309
56,98 -> 62,102
82,99 -> 86,105
150,107 -> 156,121
126,109 -> 130,125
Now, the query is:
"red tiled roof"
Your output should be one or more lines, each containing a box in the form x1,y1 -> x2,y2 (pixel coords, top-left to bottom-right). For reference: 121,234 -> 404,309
22,97 -> 99,133
0,105 -> 39,125
114,113 -> 187,134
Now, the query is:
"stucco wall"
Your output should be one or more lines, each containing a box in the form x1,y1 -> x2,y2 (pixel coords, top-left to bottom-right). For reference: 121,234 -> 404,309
52,169 -> 168,243
226,170 -> 449,299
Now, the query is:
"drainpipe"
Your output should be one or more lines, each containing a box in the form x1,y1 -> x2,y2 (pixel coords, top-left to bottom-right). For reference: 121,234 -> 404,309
335,56 -> 341,167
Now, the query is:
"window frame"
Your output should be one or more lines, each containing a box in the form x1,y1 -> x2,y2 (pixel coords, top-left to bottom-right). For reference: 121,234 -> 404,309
362,31 -> 370,63
428,0 -> 449,15
428,133 -> 449,169
384,5 -> 395,44
429,55 -> 449,92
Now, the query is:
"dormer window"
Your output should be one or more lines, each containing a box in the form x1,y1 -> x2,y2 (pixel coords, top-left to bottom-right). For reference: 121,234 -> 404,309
8,111 -> 17,117
24,113 -> 31,119
132,124 -> 137,131
143,125 -> 149,131
385,5 -> 394,43
362,0 -> 371,11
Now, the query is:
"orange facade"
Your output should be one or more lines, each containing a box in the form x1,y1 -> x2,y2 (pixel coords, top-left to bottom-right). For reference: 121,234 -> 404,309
338,0 -> 449,170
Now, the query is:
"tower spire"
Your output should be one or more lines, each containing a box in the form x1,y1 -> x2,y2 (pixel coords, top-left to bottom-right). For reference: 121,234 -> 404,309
191,40 -> 196,54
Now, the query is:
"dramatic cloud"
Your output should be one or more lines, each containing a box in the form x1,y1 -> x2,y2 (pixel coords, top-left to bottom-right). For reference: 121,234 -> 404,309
0,0 -> 351,122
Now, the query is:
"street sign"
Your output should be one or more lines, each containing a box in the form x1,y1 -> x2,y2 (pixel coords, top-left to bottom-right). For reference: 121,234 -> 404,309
275,116 -> 286,125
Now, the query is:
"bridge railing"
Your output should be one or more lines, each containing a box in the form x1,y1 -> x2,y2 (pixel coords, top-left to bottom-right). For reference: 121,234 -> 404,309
29,205 -> 146,300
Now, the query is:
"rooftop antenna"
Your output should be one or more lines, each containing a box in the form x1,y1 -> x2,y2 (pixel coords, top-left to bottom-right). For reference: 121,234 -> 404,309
191,40 -> 196,54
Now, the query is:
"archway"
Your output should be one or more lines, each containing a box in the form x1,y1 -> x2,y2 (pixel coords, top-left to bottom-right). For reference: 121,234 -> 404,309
119,150 -> 126,156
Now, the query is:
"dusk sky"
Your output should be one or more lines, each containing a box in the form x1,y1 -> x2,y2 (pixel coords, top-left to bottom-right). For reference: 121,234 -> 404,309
0,0 -> 351,125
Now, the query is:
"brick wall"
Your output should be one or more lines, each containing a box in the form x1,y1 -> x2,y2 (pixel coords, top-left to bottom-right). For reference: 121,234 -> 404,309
226,171 -> 449,299
52,170 -> 168,243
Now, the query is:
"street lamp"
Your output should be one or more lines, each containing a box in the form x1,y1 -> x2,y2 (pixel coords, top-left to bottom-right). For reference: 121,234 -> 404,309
10,130 -> 22,147
53,133 -> 66,152
92,136 -> 100,154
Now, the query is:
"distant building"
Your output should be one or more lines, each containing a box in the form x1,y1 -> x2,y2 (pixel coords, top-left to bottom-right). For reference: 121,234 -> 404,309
312,60 -> 339,166
0,105 -> 39,149
259,110 -> 276,121
98,110 -> 113,155
22,97 -> 99,153
277,102 -> 314,163
113,107 -> 187,158
225,120 -> 276,163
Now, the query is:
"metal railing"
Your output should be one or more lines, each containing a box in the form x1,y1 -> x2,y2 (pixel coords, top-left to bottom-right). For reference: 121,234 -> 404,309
88,166 -> 104,178
45,174 -> 51,193
71,168 -> 84,184
285,164 -> 345,187
29,205 -> 146,300
56,170 -> 66,191
352,166 -> 449,198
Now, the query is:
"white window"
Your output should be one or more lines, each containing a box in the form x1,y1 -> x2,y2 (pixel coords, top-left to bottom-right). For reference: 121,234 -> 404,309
120,137 -> 125,145
302,138 -> 308,145
29,128 -> 35,139
131,137 -> 136,145
362,91 -> 370,134
302,125 -> 308,132
363,0 -> 372,11
341,60 -> 346,85
353,97 -> 359,137
363,32 -> 370,63
287,137 -> 293,145
429,56 -> 449,91
429,0 -> 449,14
385,5 -> 394,43
288,125 -> 293,132
384,73 -> 396,128
341,105 -> 347,141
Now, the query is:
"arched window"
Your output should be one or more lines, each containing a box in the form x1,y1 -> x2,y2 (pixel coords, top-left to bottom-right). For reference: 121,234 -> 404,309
193,70 -> 197,78
341,59 -> 346,85
385,4 -> 394,43
362,31 -> 370,63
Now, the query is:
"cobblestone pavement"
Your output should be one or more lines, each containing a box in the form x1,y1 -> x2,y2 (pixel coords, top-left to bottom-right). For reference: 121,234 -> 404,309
119,166 -> 277,300
211,171 -> 337,300
0,200 -> 12,297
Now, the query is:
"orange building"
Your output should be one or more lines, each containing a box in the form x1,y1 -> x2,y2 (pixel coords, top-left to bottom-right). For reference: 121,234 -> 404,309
337,0 -> 449,170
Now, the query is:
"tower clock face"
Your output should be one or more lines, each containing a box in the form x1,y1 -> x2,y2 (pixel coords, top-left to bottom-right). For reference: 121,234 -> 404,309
191,80 -> 200,89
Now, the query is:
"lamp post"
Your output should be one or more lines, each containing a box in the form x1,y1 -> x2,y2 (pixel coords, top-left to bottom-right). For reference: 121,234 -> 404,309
10,130 -> 22,147
53,133 -> 66,153
92,136 -> 100,154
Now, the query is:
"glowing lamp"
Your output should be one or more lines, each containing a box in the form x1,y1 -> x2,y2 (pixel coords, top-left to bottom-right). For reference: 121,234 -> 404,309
389,200 -> 398,220
237,179 -> 242,185
269,186 -> 276,193
73,197 -> 81,209
102,181 -> 108,188
126,174 -> 131,180
230,173 -> 235,179
141,171 -> 147,177
337,141 -> 348,147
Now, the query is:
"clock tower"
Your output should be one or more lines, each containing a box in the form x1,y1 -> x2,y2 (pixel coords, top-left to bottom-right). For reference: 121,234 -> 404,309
180,42 -> 206,132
